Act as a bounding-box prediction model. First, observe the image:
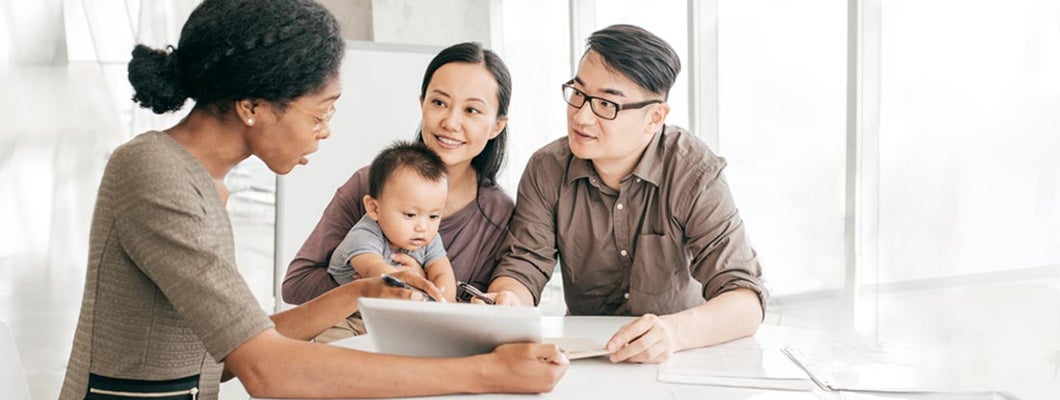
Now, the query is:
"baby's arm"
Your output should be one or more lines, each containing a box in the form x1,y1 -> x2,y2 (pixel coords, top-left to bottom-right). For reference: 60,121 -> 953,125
349,253 -> 399,279
424,257 -> 457,302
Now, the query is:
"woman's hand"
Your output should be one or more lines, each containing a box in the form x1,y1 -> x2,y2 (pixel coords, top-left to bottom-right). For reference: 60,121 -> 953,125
354,270 -> 443,302
477,343 -> 568,393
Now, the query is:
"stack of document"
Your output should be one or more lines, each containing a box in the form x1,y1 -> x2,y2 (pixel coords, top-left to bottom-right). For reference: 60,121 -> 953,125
657,336 -> 815,391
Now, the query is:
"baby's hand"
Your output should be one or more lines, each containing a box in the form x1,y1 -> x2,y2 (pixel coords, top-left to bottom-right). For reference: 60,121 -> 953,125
388,269 -> 445,302
390,253 -> 425,276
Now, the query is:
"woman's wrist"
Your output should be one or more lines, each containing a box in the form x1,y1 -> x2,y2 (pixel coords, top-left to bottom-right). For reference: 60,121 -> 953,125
336,279 -> 366,308
464,353 -> 494,394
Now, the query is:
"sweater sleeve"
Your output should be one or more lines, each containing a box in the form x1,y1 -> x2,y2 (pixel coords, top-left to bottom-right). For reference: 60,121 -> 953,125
282,167 -> 370,304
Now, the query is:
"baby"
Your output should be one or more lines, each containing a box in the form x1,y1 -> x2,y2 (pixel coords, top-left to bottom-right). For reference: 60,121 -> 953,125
328,141 -> 456,302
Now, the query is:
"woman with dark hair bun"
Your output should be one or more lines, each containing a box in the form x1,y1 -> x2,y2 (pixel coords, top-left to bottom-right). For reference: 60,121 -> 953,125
60,2 -> 566,399
283,42 -> 518,338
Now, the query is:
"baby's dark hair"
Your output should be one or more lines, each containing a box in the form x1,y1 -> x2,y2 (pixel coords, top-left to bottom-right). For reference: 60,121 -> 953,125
127,0 -> 344,114
368,141 -> 448,198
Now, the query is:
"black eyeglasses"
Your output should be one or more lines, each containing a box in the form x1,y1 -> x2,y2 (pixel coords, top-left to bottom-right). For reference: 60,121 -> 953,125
561,82 -> 663,120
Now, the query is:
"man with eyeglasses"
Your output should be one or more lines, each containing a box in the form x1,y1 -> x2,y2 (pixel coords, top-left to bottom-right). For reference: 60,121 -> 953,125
486,24 -> 767,364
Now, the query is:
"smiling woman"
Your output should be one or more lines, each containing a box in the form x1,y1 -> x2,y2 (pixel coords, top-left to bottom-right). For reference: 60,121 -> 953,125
282,42 -> 518,315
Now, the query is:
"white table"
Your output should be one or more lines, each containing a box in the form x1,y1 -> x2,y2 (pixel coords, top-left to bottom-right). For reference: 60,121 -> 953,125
256,317 -> 1040,399
259,316 -> 829,400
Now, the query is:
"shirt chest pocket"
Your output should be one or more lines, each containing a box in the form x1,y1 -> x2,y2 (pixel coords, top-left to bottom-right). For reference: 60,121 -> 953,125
630,234 -> 685,295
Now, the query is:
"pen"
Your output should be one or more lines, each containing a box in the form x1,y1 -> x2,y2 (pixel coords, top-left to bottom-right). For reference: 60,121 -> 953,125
380,274 -> 437,302
457,281 -> 495,305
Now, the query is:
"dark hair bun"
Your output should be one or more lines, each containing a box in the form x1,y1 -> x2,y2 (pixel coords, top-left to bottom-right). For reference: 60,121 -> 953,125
128,44 -> 188,113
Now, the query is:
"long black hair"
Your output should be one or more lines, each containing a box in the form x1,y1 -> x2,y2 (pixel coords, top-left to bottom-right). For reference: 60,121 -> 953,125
128,0 -> 345,115
416,42 -> 511,188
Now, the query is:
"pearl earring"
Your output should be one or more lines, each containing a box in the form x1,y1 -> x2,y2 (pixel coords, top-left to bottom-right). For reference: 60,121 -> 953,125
247,118 -> 254,126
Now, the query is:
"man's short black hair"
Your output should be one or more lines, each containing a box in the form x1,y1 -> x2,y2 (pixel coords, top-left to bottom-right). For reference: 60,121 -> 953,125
368,141 -> 448,199
584,24 -> 681,99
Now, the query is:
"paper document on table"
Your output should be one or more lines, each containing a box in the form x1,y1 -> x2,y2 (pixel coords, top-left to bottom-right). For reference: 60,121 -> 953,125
669,385 -> 829,400
781,344 -> 1015,397
657,336 -> 815,391
834,392 -> 1019,400
544,337 -> 611,360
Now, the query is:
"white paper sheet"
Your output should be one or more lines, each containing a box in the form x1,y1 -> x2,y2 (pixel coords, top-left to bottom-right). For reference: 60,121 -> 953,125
658,336 -> 815,391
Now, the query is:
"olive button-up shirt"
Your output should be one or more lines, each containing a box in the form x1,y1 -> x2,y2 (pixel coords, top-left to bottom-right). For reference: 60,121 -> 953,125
493,125 -> 766,316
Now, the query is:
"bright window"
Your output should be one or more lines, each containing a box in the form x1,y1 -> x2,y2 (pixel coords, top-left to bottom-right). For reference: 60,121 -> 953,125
718,0 -> 848,296
878,0 -> 1060,282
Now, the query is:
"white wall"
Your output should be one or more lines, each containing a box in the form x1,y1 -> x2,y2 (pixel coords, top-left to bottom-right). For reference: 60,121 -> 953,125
371,0 -> 494,47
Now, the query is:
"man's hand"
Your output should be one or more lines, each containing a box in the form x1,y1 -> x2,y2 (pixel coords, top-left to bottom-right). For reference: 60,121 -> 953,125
484,277 -> 536,306
470,290 -> 525,306
604,314 -> 678,364
492,290 -> 525,306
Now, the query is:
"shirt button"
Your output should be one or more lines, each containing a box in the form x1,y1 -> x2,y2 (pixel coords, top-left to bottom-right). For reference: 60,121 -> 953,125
620,250 -> 628,256
635,178 -> 641,183
616,203 -> 624,210
624,292 -> 630,299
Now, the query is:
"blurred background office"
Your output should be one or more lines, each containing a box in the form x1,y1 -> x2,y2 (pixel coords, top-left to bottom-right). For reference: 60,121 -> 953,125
1,0 -> 1058,399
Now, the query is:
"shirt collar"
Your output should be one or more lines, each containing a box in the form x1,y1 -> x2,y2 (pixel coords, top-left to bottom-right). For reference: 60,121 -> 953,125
566,154 -> 596,185
565,125 -> 668,187
628,126 -> 666,187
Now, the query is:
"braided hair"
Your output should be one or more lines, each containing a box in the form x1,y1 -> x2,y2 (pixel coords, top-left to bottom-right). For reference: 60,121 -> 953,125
128,0 -> 344,114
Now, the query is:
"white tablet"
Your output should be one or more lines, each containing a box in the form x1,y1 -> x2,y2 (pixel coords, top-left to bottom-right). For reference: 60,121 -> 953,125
357,297 -> 543,358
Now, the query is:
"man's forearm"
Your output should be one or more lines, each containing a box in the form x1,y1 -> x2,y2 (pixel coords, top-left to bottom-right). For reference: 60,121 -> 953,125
661,288 -> 763,351
487,276 -> 536,306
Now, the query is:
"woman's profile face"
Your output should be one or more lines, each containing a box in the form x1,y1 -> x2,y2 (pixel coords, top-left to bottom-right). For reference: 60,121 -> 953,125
252,76 -> 342,174
420,62 -> 507,170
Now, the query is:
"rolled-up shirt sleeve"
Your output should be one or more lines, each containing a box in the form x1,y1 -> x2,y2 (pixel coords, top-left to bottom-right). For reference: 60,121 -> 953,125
680,158 -> 768,314
491,152 -> 562,305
